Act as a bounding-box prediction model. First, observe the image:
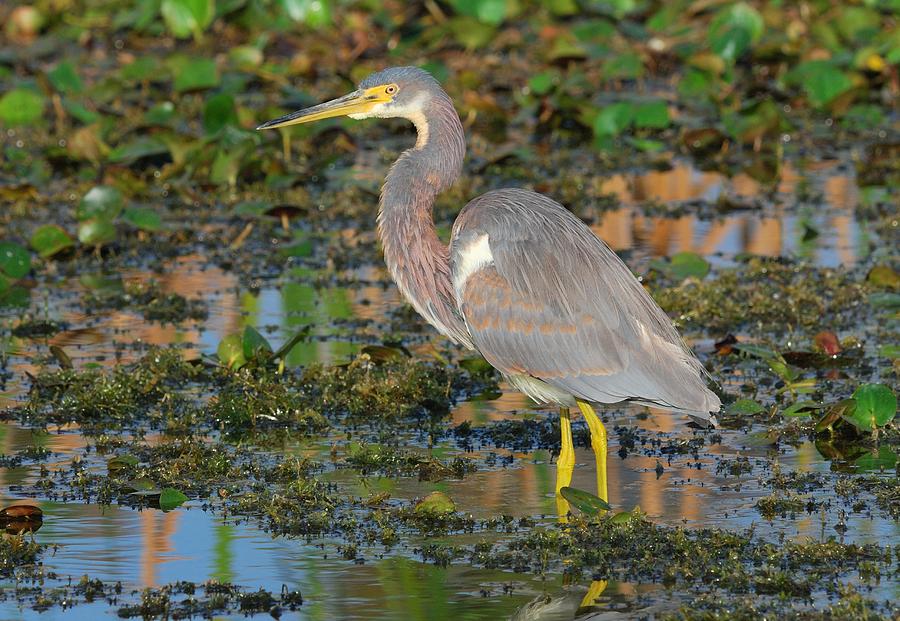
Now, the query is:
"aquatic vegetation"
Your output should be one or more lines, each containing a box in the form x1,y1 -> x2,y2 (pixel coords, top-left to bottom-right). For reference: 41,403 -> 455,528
1,0 -> 898,616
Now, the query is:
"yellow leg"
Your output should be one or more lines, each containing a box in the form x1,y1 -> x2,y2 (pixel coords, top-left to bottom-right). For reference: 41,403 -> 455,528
576,399 -> 608,505
579,579 -> 608,609
555,407 -> 575,517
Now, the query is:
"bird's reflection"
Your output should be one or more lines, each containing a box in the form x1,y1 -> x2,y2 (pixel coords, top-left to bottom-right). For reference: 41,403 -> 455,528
510,580 -> 608,621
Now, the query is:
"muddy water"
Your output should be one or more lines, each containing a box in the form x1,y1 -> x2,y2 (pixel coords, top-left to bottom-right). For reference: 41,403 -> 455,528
0,158 -> 889,619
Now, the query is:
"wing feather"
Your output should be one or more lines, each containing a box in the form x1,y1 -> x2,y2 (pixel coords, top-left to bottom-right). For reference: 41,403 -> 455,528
451,188 -> 720,414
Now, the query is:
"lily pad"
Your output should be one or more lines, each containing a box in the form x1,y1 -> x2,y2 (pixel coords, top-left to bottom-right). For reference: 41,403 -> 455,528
242,325 -> 273,360
159,487 -> 189,511
78,186 -> 124,221
78,219 -> 117,246
559,486 -> 611,515
845,384 -> 897,431
0,242 -> 31,279
217,333 -> 247,369
122,207 -> 162,232
414,491 -> 456,515
0,88 -> 45,126
30,224 -> 74,258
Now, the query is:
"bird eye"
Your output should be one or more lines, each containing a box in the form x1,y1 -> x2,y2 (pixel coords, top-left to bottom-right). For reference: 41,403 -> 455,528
385,84 -> 398,95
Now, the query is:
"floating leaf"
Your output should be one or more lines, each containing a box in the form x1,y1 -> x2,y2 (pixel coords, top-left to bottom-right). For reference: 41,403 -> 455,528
203,93 -> 238,134
633,100 -> 670,129
280,0 -> 332,27
449,0 -> 508,25
218,333 -> 247,369
560,486 -> 611,515
160,0 -> 214,39
878,345 -> 900,359
786,61 -> 853,108
854,446 -> 898,472
0,89 -> 45,126
77,219 -> 117,246
815,399 -> 855,433
108,136 -> 170,164
727,399 -> 764,416
159,487 -> 189,511
29,224 -> 75,259
242,325 -> 273,360
845,384 -> 897,431
782,401 -> 821,417
528,71 -> 557,95
414,491 -> 456,515
48,61 -> 84,94
107,454 -> 139,474
360,344 -> 409,364
708,3 -> 763,63
78,186 -> 124,221
172,57 -> 219,92
593,102 -> 633,137
122,207 -> 162,232
0,242 -> 31,279
668,252 -> 710,280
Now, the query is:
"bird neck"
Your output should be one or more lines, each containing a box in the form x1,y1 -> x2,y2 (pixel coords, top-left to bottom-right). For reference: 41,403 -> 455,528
376,93 -> 472,347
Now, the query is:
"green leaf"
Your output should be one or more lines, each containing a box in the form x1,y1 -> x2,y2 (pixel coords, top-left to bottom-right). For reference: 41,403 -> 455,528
668,252 -> 710,280
450,0 -> 508,25
172,58 -> 219,92
0,89 -> 46,126
107,454 -> 139,474
847,384 -> 897,430
592,102 -> 633,137
727,399 -> 764,416
280,0 -> 332,27
159,487 -> 189,511
203,93 -> 238,134
708,3 -> 763,63
108,136 -> 170,164
242,325 -> 273,360
633,100 -> 670,129
414,491 -> 456,515
78,219 -> 117,246
122,207 -> 162,232
160,0 -> 214,39
0,242 -> 31,280
30,225 -> 74,258
78,186 -> 124,221
853,446 -> 898,472
786,61 -> 853,108
144,102 -> 176,126
217,333 -> 247,369
48,61 -> 84,94
559,486 -> 611,515
120,57 -> 161,82
782,401 -> 821,417
528,71 -> 557,96
602,52 -> 643,80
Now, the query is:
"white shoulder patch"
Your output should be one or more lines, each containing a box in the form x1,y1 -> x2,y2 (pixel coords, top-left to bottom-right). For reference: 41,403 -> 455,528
453,233 -> 493,297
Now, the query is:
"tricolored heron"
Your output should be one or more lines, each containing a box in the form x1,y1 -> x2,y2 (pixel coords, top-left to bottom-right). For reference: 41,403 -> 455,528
258,66 -> 721,510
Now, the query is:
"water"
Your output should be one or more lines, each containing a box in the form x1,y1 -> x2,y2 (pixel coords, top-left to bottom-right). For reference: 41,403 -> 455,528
0,158 -> 892,619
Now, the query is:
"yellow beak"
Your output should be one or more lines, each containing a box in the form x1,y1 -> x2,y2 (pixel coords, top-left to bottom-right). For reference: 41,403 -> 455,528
256,88 -> 387,130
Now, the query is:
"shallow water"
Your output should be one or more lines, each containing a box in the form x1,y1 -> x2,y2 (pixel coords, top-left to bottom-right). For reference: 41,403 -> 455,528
0,157 -> 894,619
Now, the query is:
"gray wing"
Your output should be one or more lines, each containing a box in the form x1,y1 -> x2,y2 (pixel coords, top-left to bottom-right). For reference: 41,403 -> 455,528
450,188 -> 720,415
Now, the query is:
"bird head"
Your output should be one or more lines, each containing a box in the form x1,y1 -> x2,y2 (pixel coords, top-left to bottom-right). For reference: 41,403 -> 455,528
257,66 -> 440,130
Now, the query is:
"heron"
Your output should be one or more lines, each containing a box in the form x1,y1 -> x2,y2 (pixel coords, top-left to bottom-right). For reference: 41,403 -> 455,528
258,66 -> 721,510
